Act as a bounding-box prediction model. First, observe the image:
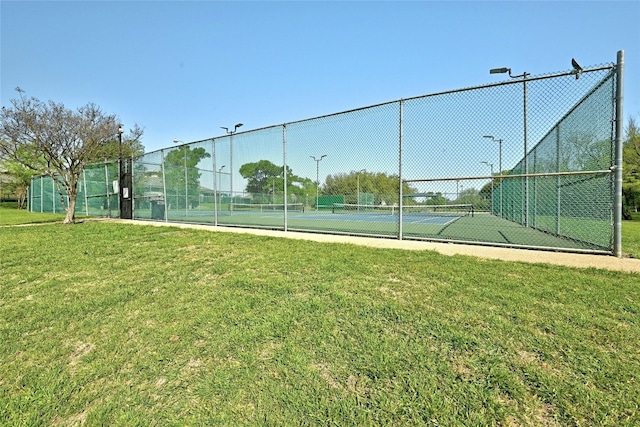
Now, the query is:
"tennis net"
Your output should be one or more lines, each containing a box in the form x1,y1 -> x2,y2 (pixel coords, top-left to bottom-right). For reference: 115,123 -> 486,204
231,203 -> 305,213
332,203 -> 474,217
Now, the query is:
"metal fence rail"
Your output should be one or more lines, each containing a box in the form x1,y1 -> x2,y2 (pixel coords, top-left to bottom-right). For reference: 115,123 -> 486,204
31,52 -> 624,255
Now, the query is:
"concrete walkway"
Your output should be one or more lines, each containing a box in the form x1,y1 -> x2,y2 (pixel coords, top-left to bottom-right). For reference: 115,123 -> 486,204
117,219 -> 640,274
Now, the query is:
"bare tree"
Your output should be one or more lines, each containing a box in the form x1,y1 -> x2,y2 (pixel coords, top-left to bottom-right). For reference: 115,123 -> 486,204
0,88 -> 143,223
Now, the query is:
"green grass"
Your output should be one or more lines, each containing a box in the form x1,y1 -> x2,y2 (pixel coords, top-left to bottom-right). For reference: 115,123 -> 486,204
0,207 -> 67,225
1,212 -> 639,426
623,212 -> 640,258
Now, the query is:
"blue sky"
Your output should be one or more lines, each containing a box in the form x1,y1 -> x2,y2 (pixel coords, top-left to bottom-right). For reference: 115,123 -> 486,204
2,0 -> 639,157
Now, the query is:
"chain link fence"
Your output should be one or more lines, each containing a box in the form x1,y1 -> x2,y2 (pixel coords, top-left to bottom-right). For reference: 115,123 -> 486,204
28,161 -> 119,217
31,53 -> 624,254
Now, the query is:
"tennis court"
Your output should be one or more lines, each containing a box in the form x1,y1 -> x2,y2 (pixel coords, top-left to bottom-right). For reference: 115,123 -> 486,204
30,53 -> 624,255
174,202 -> 470,226
150,201 -> 593,251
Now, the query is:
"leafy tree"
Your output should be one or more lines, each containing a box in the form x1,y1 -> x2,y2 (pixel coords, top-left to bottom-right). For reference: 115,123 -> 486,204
239,160 -> 314,203
424,192 -> 448,205
0,157 -> 39,208
289,176 -> 316,204
239,160 -> 283,196
455,187 -> 483,207
163,146 -> 211,209
89,124 -> 145,162
623,116 -> 640,219
0,88 -> 143,223
323,171 -> 415,205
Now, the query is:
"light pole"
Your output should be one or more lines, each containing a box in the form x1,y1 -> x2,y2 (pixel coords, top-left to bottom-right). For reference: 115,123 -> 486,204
217,165 -> 226,209
356,169 -> 366,209
118,124 -> 123,218
221,123 -> 243,209
490,67 -> 529,225
310,155 -> 327,211
481,161 -> 494,214
483,135 -> 503,217
173,139 -> 188,216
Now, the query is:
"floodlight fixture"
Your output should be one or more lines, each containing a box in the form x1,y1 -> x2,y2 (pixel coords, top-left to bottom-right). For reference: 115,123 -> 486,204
221,122 -> 243,209
490,67 -> 510,75
490,66 -> 529,80
571,58 -> 582,79
488,63 -> 530,224
571,58 -> 582,72
222,123 -> 243,135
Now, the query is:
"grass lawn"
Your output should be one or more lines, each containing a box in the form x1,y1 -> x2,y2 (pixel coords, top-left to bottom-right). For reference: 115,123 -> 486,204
0,207 -> 67,225
1,208 -> 639,426
622,212 -> 640,258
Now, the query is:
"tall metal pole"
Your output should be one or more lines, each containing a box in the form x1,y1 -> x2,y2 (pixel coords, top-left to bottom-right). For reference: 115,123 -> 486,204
283,125 -> 288,231
556,126 -> 561,236
212,139 -> 218,226
483,135 -> 503,217
523,72 -> 529,227
310,155 -> 326,211
161,149 -> 167,221
230,134 -> 233,209
398,100 -> 404,240
498,138 -> 503,217
489,67 -> 529,224
481,162 -> 494,214
184,145 -> 188,216
221,123 -> 243,211
173,139 -> 189,217
217,165 -> 225,220
614,50 -> 625,257
316,159 -> 319,210
356,169 -> 365,209
118,125 -> 124,218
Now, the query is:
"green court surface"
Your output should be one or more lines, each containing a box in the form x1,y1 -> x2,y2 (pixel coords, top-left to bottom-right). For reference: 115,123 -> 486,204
136,209 -> 601,251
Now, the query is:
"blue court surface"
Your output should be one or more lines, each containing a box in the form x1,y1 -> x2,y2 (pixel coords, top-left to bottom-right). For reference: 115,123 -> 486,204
290,211 -> 459,225
184,209 -> 462,226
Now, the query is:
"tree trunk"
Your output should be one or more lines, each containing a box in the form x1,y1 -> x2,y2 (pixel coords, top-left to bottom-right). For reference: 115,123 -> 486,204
64,187 -> 77,224
18,193 -> 26,210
